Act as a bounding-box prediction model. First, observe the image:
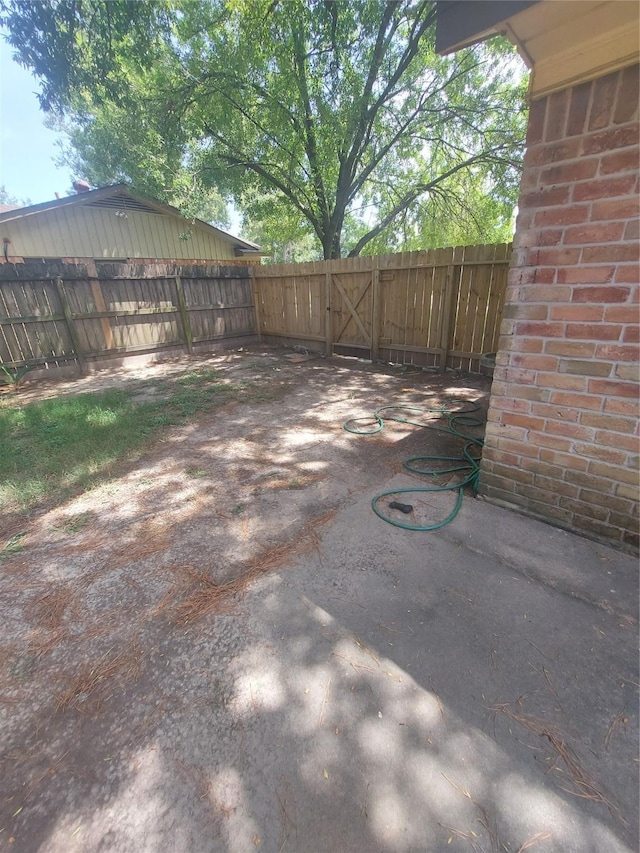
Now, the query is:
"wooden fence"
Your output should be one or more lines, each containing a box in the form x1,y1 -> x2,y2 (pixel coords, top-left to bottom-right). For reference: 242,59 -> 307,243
253,243 -> 512,371
0,259 -> 255,375
1,244 -> 512,380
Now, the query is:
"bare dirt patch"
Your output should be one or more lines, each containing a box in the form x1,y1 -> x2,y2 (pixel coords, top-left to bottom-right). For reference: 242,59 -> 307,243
0,345 -> 492,849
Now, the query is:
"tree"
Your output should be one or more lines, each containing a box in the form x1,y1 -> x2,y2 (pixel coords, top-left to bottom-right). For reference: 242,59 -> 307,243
0,186 -> 31,207
1,0 -> 527,258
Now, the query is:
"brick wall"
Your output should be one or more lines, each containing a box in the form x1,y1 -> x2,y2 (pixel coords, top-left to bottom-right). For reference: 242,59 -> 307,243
479,64 -> 639,552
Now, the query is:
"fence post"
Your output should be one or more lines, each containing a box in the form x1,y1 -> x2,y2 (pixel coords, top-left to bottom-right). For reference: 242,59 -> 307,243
174,275 -> 193,354
325,267 -> 332,356
370,257 -> 381,362
54,276 -> 86,374
251,268 -> 263,343
439,263 -> 456,372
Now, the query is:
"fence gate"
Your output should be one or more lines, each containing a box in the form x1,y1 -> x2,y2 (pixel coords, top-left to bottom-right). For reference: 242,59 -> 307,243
330,261 -> 375,358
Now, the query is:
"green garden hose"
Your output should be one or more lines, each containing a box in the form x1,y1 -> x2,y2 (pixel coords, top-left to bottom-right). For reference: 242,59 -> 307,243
344,401 -> 484,531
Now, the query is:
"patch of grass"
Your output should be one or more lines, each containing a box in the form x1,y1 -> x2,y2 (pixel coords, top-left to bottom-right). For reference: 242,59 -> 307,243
54,511 -> 94,535
0,367 -> 234,514
0,531 -> 27,560
185,466 -> 206,478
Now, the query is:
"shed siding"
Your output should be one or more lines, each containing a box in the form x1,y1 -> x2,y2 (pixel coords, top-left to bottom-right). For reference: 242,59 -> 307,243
0,204 -> 237,260
479,64 -> 639,552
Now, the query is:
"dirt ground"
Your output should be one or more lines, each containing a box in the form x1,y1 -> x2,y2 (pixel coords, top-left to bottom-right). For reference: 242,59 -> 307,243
1,345 -> 498,851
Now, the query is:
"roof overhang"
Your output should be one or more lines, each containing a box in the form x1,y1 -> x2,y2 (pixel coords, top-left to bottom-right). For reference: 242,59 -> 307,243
435,1 -> 640,100
435,1 -> 539,55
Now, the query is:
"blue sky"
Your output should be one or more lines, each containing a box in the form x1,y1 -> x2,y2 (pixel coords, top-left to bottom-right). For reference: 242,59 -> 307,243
0,36 -> 72,204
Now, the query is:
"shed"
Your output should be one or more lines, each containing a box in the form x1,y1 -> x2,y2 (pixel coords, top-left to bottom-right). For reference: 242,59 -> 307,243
0,184 -> 262,264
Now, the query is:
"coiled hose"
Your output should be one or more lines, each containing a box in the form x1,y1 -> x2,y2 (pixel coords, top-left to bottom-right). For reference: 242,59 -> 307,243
343,401 -> 484,531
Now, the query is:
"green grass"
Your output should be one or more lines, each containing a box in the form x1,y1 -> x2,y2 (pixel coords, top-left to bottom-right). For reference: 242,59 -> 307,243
0,368 -> 234,514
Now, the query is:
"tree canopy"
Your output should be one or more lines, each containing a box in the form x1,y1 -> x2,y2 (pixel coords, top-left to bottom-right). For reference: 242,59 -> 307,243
1,0 -> 527,258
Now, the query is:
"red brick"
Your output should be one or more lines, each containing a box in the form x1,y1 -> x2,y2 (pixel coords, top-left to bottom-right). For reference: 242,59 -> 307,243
550,305 -> 603,322
527,138 -> 581,167
503,303 -> 549,320
521,186 -> 572,210
486,461 -> 535,485
604,398 -> 640,415
603,306 -> 639,324
513,227 -> 541,250
613,65 -> 640,125
534,206 -> 590,227
574,443 -> 627,464
482,446 -> 520,467
496,438 -> 541,459
502,337 -> 545,355
558,359 -> 612,377
500,318 -> 517,337
487,397 -> 530,415
567,80 -> 592,136
547,421 -> 596,440
514,321 -> 565,337
538,229 -> 563,247
566,323 -> 622,340
599,148 -> 640,175
559,497 -> 609,521
573,175 -> 636,202
484,422 -> 527,442
564,222 -> 625,245
595,343 -> 639,361
509,267 -> 556,286
557,266 -> 616,284
582,245 -> 639,264
545,90 -> 569,141
589,72 -> 620,130
528,430 -> 573,451
537,372 -> 587,390
545,340 -> 596,357
549,391 -> 603,410
615,264 -> 640,283
588,379 -> 639,398
571,285 -> 631,303
623,325 -> 640,342
533,247 -> 581,266
616,363 -> 640,382
578,488 -> 634,512
594,431 -> 640,452
531,402 -> 580,421
518,457 -> 564,479
580,412 -> 637,432
588,460 -> 639,484
526,97 -> 547,146
519,285 -> 572,302
541,159 -> 599,184
510,354 -> 559,371
534,474 -> 579,498
591,197 -> 640,221
541,448 -> 591,468
494,366 -> 538,385
502,413 -> 545,431
514,208 -> 536,231
565,468 -> 607,489
582,126 -> 639,155
529,248 -> 581,267
624,219 -> 640,241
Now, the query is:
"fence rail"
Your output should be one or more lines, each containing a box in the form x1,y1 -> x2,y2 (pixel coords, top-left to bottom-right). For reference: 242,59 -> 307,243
253,243 -> 512,372
0,259 -> 255,375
